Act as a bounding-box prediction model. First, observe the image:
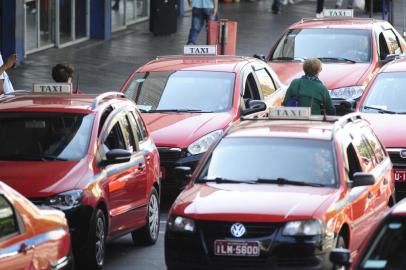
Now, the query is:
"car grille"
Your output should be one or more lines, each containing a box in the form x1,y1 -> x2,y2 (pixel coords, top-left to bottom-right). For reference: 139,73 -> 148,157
198,221 -> 281,239
388,149 -> 406,167
29,197 -> 48,206
158,147 -> 185,164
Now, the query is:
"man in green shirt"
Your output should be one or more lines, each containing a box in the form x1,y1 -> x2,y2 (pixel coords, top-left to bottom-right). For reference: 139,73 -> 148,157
283,58 -> 336,115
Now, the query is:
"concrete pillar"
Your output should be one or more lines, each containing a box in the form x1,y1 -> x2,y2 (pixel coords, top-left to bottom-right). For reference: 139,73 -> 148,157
90,0 -> 112,39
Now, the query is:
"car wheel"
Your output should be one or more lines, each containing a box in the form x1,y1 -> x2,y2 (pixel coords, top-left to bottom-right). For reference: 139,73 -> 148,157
131,187 -> 160,245
333,235 -> 347,270
85,208 -> 107,270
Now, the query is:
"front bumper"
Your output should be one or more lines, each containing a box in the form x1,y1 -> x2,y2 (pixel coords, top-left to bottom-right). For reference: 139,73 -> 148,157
165,221 -> 335,270
63,205 -> 93,252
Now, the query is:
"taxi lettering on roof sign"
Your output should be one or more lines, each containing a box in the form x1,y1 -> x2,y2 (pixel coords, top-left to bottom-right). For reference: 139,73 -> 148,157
33,83 -> 72,94
269,107 -> 311,120
322,9 -> 354,18
184,45 -> 217,55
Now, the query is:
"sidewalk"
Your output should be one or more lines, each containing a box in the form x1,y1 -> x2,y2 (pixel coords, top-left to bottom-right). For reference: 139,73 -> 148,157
9,0 -> 406,94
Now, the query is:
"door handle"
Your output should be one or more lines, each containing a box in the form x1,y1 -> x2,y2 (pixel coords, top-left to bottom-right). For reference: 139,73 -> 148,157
368,192 -> 374,200
383,178 -> 388,185
139,163 -> 145,170
145,155 -> 151,161
19,243 -> 34,253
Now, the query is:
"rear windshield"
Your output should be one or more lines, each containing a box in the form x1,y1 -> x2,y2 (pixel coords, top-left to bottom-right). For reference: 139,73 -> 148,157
0,112 -> 94,161
197,137 -> 337,187
124,71 -> 235,113
271,28 -> 371,63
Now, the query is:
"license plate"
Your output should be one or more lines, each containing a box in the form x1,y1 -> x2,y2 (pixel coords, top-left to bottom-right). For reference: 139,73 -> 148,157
214,240 -> 260,256
394,169 -> 406,182
160,167 -> 165,180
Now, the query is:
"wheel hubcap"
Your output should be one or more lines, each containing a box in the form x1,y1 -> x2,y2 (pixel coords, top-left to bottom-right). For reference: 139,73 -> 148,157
95,217 -> 105,265
148,194 -> 159,240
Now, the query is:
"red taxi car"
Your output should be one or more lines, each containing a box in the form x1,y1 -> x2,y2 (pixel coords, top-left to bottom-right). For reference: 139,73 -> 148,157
356,57 -> 406,201
0,181 -> 72,270
165,108 -> 394,270
263,15 -> 406,111
120,48 -> 286,195
331,198 -> 406,269
0,89 -> 161,269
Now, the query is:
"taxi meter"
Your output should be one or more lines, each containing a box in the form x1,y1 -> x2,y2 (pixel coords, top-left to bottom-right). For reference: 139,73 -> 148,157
33,83 -> 73,94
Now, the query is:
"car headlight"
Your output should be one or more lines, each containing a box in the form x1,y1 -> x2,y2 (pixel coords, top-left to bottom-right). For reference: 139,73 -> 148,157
282,219 -> 325,236
187,130 -> 223,155
47,190 -> 82,211
167,216 -> 195,232
330,86 -> 365,100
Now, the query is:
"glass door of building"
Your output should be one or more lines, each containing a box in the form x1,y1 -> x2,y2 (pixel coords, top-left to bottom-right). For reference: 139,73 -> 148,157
57,0 -> 89,47
24,0 -> 55,54
112,0 -> 149,32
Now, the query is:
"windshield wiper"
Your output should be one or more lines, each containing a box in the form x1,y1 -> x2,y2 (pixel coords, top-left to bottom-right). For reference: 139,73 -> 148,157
0,155 -> 68,161
318,57 -> 356,63
197,177 -> 254,184
271,56 -> 306,62
147,109 -> 203,113
255,177 -> 326,187
363,105 -> 396,114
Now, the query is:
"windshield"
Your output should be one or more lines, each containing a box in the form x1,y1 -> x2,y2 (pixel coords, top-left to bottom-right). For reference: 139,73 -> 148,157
0,112 -> 94,161
197,137 -> 337,187
361,72 -> 406,114
124,71 -> 235,113
360,218 -> 406,269
271,29 -> 371,63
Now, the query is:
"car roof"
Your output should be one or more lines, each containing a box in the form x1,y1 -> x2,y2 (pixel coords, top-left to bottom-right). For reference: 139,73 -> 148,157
0,92 -> 133,114
290,18 -> 385,30
380,58 -> 406,73
136,55 -> 257,73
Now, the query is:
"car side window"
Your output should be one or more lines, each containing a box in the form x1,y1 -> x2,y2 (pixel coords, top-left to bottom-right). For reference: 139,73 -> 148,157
362,126 -> 387,165
255,68 -> 276,99
127,112 -> 143,142
346,143 -> 362,180
98,106 -> 114,137
0,195 -> 19,239
378,33 -> 390,60
119,116 -> 137,152
243,73 -> 261,100
131,111 -> 148,141
384,29 -> 402,55
352,131 -> 375,171
104,122 -> 127,151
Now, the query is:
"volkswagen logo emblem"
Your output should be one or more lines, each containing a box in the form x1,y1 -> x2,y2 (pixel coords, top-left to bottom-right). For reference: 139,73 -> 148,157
400,149 -> 406,159
230,223 -> 246,238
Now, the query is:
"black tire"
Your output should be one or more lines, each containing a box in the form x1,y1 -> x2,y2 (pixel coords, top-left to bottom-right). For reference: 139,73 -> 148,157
84,208 -> 107,270
131,187 -> 160,245
332,235 -> 347,270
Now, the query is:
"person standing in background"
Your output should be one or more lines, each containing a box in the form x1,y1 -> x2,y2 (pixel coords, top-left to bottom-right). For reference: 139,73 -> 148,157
316,0 -> 324,17
52,63 -> 82,94
0,53 -> 16,95
186,0 -> 218,45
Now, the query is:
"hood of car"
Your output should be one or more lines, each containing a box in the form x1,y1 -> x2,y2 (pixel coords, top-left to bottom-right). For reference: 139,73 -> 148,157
141,112 -> 235,148
172,183 -> 337,222
0,160 -> 86,198
269,62 -> 370,89
362,113 -> 406,148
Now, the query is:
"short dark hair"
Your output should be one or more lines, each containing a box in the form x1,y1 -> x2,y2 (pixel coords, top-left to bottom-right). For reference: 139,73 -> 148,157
52,64 -> 74,83
303,58 -> 322,76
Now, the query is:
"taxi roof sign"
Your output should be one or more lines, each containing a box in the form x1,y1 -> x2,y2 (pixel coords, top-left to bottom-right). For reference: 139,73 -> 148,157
184,45 -> 217,55
269,107 -> 311,120
322,9 -> 354,18
33,83 -> 72,94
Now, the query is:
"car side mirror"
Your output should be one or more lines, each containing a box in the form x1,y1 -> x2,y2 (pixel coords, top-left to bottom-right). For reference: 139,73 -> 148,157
330,248 -> 352,268
379,54 -> 397,66
103,149 -> 132,166
241,100 -> 267,116
253,54 -> 266,61
173,166 -> 192,189
350,172 -> 376,188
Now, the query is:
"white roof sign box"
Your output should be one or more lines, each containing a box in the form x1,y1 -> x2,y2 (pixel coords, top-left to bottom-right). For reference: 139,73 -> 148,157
33,83 -> 73,94
322,9 -> 354,18
184,45 -> 217,55
269,107 -> 311,120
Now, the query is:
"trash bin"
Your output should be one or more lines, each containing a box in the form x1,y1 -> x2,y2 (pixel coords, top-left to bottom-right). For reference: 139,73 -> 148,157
207,19 -> 238,55
150,0 -> 178,35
